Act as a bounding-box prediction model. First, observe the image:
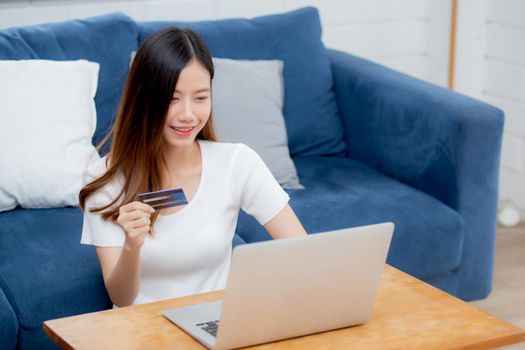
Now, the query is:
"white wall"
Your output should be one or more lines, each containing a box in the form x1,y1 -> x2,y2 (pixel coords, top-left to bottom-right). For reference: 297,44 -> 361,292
0,0 -> 451,86
455,0 -> 525,219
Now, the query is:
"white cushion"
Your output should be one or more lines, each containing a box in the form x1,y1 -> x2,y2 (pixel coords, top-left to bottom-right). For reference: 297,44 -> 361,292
212,57 -> 304,189
0,59 -> 100,212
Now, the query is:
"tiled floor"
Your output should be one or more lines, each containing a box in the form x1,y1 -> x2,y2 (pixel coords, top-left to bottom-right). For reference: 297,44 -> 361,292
470,223 -> 525,349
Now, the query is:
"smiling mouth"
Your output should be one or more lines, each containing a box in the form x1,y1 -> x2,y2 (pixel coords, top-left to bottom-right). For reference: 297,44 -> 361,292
169,126 -> 195,136
170,126 -> 195,132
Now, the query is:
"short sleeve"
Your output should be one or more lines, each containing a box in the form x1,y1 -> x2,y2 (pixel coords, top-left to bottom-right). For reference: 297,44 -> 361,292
80,155 -> 125,247
231,144 -> 290,225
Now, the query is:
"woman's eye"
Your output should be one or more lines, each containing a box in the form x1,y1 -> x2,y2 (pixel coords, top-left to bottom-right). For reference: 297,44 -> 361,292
171,97 -> 179,102
196,96 -> 208,102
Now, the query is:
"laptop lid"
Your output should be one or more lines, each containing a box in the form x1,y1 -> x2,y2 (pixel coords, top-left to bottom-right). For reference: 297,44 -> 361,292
214,222 -> 394,349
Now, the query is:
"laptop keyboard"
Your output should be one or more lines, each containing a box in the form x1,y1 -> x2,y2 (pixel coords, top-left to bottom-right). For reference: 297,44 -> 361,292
196,320 -> 220,337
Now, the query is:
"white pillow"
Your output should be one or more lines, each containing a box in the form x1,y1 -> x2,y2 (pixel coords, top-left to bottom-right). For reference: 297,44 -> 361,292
0,59 -> 100,212
212,57 -> 304,189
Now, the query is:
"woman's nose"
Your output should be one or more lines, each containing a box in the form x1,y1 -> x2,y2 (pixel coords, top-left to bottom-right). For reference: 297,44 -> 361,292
179,99 -> 195,121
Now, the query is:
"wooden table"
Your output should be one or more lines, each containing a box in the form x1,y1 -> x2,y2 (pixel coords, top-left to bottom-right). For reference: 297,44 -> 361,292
44,266 -> 525,349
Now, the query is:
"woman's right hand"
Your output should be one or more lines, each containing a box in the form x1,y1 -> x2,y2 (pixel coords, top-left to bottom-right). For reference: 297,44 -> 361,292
117,201 -> 156,250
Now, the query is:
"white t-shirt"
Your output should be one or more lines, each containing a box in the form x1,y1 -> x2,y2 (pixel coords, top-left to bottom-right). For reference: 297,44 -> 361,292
80,140 -> 290,304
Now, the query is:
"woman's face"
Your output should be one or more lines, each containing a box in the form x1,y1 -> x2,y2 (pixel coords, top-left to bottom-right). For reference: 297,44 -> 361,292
163,58 -> 211,148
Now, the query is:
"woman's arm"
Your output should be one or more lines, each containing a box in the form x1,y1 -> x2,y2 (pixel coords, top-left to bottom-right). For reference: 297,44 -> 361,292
96,245 -> 142,307
263,204 -> 307,239
95,201 -> 155,307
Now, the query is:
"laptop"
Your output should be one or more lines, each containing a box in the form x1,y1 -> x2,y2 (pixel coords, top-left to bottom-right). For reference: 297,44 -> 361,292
162,222 -> 394,350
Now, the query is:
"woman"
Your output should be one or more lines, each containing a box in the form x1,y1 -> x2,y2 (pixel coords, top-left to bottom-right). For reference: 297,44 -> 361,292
79,27 -> 307,307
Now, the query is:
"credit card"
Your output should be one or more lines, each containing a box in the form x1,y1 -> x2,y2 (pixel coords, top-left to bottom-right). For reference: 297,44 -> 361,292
137,188 -> 188,210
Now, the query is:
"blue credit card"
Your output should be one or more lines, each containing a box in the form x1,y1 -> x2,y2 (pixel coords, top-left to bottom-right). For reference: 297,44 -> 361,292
137,188 -> 188,210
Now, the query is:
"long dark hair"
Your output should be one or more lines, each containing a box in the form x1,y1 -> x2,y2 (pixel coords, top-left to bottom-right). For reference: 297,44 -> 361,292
79,27 -> 217,226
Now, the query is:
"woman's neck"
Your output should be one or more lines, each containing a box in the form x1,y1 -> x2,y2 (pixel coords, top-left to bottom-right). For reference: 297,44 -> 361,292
162,141 -> 201,179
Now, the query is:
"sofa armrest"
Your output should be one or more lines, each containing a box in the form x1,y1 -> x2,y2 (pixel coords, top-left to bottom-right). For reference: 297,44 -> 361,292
0,286 -> 18,350
328,49 -> 504,300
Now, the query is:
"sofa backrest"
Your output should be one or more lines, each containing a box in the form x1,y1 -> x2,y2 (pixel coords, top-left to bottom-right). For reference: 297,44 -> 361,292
138,7 -> 347,158
0,8 -> 347,158
0,12 -> 138,149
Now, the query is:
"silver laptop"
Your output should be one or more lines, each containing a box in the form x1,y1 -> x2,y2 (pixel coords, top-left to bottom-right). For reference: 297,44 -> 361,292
162,222 -> 394,350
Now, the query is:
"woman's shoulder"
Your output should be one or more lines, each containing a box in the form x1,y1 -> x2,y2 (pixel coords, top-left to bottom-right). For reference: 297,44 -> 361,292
82,153 -> 124,207
82,153 -> 108,184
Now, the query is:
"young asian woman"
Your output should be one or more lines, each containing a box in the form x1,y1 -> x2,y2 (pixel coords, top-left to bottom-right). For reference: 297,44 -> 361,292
78,27 -> 307,307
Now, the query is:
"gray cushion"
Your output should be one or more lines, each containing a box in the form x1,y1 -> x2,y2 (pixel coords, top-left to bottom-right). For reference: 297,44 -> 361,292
212,57 -> 304,189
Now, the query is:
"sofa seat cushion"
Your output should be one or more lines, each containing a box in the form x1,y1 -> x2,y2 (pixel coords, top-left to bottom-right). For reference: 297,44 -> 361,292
0,207 -> 112,350
232,233 -> 246,248
0,12 -> 138,149
235,156 -> 464,279
137,7 -> 346,158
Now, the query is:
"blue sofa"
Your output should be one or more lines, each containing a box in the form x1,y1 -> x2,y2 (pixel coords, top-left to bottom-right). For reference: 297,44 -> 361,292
0,7 -> 503,350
